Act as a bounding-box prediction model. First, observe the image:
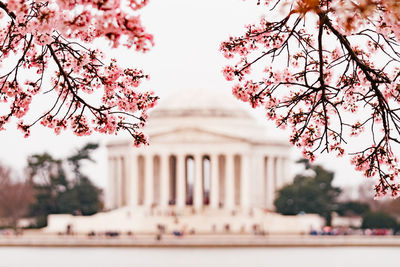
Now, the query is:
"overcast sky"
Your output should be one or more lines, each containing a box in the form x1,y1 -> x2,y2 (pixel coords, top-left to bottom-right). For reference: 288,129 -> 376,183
0,0 -> 372,198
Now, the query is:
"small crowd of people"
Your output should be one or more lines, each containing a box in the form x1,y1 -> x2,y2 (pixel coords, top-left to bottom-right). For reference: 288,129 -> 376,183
310,226 -> 395,236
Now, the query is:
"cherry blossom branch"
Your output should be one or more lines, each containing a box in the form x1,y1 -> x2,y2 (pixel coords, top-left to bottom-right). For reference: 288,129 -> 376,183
0,0 -> 157,147
221,0 -> 400,198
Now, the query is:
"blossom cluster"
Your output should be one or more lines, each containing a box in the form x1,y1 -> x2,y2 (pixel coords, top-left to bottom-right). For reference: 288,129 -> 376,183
0,0 -> 157,146
221,0 -> 400,198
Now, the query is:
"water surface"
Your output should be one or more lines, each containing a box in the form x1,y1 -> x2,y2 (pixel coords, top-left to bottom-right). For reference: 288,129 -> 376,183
0,247 -> 398,267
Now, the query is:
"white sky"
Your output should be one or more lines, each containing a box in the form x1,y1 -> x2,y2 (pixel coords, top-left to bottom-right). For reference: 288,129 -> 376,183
0,0 -> 372,198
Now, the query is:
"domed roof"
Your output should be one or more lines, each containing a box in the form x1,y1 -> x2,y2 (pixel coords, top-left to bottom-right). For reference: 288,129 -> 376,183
150,88 -> 253,120
144,88 -> 275,143
109,88 -> 290,148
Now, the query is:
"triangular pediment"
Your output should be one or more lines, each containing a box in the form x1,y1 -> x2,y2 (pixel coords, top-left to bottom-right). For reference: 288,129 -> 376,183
150,127 -> 249,144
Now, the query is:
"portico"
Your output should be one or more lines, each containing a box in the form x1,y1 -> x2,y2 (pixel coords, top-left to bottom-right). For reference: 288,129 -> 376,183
107,149 -> 290,212
106,88 -> 292,213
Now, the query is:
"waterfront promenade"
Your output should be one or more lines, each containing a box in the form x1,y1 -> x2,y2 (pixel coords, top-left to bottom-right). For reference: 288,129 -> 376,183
1,233 -> 400,247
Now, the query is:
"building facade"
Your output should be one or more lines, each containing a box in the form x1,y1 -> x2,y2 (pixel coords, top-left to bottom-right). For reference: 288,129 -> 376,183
45,88 -> 325,234
106,88 -> 291,213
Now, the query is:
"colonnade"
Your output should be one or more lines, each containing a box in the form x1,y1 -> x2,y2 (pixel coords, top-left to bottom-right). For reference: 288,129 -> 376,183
107,153 -> 289,212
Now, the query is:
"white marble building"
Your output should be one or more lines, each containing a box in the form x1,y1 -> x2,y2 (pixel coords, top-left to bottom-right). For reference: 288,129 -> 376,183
46,88 -> 324,234
106,88 -> 291,213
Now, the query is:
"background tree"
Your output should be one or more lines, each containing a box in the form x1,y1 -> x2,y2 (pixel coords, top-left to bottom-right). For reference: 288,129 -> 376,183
28,143 -> 101,227
336,201 -> 370,217
0,163 -> 33,228
361,211 -> 398,230
221,0 -> 400,198
72,176 -> 102,215
274,159 -> 341,225
67,143 -> 102,215
0,0 -> 157,146
348,181 -> 400,218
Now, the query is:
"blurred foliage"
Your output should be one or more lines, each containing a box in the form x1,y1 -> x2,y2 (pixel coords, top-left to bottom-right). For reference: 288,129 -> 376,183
28,143 -> 102,228
361,211 -> 398,230
67,143 -> 99,175
353,181 -> 400,219
274,159 -> 341,225
336,201 -> 371,217
0,164 -> 33,228
377,198 -> 400,218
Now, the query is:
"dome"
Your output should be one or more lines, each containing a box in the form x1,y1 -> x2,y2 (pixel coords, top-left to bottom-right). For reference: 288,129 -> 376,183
145,88 -> 270,142
150,88 -> 253,120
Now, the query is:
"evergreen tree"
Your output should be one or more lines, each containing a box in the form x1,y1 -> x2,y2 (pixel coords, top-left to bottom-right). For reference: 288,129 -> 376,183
336,201 -> 370,217
274,160 -> 341,225
28,143 -> 102,227
362,211 -> 398,230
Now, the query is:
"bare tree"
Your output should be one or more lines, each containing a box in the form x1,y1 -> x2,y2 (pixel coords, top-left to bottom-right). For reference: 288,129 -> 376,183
0,164 -> 33,229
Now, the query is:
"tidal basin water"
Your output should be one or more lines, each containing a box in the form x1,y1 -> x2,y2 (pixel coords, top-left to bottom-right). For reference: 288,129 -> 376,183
0,247 -> 399,267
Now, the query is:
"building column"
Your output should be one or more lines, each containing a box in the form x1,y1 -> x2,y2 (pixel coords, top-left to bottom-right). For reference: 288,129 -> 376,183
128,154 -> 138,207
282,157 -> 291,185
115,157 -> 123,208
194,154 -> 203,212
107,157 -> 115,209
240,154 -> 250,211
248,154 -> 263,208
123,155 -> 130,207
225,153 -> 235,211
266,155 -> 275,210
122,156 -> 128,206
144,154 -> 154,207
160,154 -> 169,210
275,156 -> 284,190
176,154 -> 186,209
210,154 -> 219,209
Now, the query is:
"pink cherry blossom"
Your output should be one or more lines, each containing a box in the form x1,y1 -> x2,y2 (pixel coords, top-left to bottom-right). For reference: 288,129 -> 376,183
0,0 -> 157,146
221,0 -> 400,198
